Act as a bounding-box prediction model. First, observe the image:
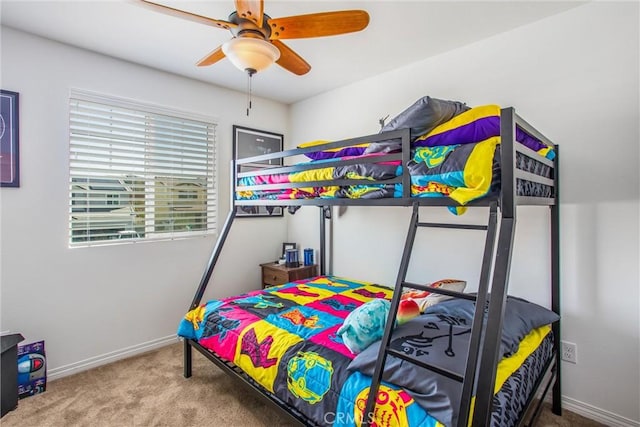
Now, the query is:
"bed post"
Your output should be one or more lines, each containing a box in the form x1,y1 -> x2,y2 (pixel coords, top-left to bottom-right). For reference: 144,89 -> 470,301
471,107 -> 517,426
319,206 -> 328,275
189,209 -> 237,310
183,208 -> 236,378
183,339 -> 192,378
457,203 -> 498,426
551,146 -> 562,415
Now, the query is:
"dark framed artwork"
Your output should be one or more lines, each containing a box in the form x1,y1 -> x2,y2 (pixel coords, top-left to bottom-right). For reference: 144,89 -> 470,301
233,125 -> 284,218
0,90 -> 19,187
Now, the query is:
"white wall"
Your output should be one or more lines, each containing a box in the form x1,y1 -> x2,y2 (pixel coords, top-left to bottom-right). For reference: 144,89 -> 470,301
0,28 -> 289,376
2,2 -> 638,424
289,3 -> 639,425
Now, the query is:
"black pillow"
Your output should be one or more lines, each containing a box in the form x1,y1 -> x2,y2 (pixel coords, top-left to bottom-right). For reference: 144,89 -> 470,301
425,295 -> 559,356
365,96 -> 470,154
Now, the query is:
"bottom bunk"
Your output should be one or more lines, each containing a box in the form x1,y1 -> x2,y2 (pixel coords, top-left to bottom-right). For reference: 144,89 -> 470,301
179,276 -> 559,427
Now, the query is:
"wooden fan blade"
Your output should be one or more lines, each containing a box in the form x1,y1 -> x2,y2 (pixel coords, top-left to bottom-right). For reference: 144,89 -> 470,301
137,0 -> 236,30
272,40 -> 311,75
268,10 -> 369,40
196,46 -> 226,67
235,0 -> 264,26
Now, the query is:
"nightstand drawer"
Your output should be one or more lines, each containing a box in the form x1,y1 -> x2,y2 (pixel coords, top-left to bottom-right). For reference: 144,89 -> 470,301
262,268 -> 290,287
260,263 -> 318,289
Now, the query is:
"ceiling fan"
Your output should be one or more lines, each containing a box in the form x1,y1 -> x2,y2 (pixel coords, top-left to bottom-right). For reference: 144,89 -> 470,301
137,0 -> 370,76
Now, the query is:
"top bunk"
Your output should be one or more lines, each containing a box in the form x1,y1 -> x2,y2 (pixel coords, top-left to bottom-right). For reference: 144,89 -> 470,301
234,100 -> 557,215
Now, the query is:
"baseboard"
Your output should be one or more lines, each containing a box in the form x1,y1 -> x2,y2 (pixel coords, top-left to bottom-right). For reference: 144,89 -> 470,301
561,396 -> 639,427
544,394 -> 639,427
48,335 -> 179,380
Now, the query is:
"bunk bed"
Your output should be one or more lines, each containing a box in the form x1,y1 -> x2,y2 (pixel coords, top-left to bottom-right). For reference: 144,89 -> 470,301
179,101 -> 561,427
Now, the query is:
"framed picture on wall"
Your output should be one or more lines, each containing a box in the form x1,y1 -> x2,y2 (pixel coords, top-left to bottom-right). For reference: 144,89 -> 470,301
233,125 -> 284,218
1,90 -> 20,187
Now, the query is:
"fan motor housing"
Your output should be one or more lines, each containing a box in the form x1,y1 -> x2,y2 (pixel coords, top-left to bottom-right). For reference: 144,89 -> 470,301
228,12 -> 272,40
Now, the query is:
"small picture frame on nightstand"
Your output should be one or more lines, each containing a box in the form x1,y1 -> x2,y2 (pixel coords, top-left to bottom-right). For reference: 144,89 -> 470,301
282,242 -> 296,258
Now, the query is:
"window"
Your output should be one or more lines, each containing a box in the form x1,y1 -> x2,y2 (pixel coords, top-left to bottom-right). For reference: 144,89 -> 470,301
69,90 -> 217,246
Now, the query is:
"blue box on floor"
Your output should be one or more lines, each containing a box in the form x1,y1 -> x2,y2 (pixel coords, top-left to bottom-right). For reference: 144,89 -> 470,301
17,340 -> 47,399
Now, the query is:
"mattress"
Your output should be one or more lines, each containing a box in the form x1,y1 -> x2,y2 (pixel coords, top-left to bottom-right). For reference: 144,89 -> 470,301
178,276 -> 555,427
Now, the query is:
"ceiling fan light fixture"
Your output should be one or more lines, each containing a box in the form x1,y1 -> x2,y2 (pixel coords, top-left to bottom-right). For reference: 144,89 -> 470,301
222,37 -> 281,74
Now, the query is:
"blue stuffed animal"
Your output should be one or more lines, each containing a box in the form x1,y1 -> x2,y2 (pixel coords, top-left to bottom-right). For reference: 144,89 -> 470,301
337,298 -> 390,354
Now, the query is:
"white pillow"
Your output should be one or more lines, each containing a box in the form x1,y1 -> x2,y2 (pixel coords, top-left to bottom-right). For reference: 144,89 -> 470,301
416,279 -> 466,312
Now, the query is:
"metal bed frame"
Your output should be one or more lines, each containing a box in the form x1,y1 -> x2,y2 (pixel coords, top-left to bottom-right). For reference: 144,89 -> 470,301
183,107 -> 561,427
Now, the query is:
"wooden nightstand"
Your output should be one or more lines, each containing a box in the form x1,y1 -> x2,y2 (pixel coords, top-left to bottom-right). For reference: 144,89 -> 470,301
260,262 -> 318,289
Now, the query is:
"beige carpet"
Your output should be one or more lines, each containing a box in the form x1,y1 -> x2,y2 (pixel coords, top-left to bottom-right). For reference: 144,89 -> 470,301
1,342 -> 604,427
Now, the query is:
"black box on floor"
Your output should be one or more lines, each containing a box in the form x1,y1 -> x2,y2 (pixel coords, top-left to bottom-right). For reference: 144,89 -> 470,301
1,333 -> 24,417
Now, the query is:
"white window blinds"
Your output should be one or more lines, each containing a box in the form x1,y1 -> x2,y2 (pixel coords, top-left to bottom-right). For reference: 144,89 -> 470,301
69,91 -> 217,246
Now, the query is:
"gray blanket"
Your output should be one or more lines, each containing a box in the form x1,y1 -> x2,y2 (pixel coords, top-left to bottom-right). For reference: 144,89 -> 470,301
347,297 -> 559,426
348,312 -> 469,426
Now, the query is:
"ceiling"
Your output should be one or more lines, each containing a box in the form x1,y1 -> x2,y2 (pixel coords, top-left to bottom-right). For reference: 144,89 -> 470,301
1,1 -> 583,104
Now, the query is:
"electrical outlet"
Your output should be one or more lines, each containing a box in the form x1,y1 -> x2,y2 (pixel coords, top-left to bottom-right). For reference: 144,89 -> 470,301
561,341 -> 577,364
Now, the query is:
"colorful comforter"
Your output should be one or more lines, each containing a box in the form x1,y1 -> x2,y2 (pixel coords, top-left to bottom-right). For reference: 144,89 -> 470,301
177,276 -> 555,427
236,104 -> 554,210
237,140 -> 501,209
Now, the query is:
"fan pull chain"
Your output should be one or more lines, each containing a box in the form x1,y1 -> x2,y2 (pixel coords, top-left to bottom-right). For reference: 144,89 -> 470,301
246,68 -> 256,116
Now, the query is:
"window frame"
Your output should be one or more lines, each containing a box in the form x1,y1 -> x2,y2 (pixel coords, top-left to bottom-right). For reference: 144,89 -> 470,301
68,89 -> 218,247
